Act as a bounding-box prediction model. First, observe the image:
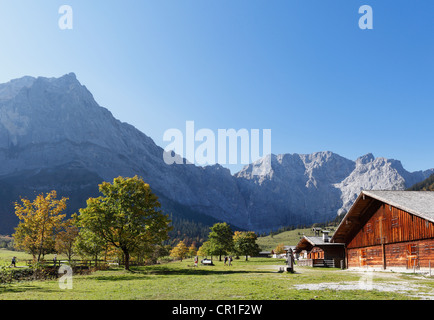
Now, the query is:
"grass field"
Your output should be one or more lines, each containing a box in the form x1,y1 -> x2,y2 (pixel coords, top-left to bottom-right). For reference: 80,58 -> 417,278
0,248 -> 60,267
1,249 -> 434,300
256,227 -> 321,251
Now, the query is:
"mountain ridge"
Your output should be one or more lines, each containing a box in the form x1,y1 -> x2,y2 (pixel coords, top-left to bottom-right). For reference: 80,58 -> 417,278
0,73 -> 432,235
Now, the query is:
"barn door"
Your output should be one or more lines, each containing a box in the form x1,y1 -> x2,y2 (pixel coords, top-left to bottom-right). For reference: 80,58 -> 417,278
360,249 -> 367,267
407,244 -> 419,269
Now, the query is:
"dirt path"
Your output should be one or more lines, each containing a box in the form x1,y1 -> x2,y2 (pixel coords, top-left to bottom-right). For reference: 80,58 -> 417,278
294,269 -> 434,300
259,264 -> 434,299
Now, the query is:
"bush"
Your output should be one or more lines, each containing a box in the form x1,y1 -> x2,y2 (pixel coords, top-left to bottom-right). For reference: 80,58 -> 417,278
0,266 -> 35,284
0,264 -> 92,284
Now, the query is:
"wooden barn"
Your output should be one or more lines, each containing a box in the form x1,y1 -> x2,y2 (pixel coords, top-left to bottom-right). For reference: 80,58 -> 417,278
331,190 -> 434,270
295,231 -> 345,267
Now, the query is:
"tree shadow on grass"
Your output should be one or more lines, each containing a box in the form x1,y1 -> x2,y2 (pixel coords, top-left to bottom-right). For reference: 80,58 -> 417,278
91,274 -> 149,282
133,266 -> 277,277
0,284 -> 59,295
91,265 -> 277,281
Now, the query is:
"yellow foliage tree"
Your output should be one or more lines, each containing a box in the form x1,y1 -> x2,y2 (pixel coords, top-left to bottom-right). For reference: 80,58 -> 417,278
274,243 -> 286,255
13,190 -> 68,261
170,241 -> 189,261
55,219 -> 79,262
188,244 -> 197,258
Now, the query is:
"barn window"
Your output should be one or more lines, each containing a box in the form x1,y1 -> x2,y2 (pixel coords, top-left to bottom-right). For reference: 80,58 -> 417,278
391,216 -> 399,228
368,248 -> 380,256
392,246 -> 400,254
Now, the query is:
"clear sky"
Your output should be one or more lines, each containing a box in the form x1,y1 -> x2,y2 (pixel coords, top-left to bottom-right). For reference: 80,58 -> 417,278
0,0 -> 433,173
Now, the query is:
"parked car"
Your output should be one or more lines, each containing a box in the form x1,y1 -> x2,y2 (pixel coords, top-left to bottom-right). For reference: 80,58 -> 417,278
201,258 -> 214,266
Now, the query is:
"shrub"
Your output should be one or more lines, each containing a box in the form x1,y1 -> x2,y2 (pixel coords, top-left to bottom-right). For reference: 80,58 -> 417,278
0,264 -> 92,284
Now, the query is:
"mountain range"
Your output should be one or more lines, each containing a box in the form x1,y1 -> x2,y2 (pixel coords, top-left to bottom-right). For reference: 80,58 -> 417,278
0,73 -> 432,235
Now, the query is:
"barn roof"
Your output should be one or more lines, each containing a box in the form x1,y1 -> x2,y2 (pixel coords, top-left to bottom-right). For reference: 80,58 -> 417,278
362,191 -> 434,221
303,236 -> 330,246
331,190 -> 434,244
295,236 -> 344,253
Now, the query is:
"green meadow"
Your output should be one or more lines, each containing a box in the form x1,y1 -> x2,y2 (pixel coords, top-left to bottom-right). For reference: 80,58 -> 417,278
256,228 -> 314,251
1,249 -> 433,300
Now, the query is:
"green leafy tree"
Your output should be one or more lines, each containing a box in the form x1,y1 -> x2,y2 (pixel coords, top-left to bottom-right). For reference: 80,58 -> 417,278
197,241 -> 214,259
208,222 -> 234,261
74,228 -> 106,266
142,244 -> 172,264
233,231 -> 260,261
76,176 -> 172,270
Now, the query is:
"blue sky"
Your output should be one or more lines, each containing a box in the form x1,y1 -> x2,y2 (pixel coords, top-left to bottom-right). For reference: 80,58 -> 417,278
0,1 -> 433,173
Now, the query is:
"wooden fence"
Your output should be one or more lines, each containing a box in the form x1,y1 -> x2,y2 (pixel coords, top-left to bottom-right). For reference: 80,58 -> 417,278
23,259 -> 110,268
296,259 -> 344,268
22,258 -> 152,269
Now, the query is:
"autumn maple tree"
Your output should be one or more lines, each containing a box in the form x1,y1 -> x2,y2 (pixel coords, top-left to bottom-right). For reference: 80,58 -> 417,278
76,176 -> 172,270
55,219 -> 80,262
188,243 -> 198,257
13,190 -> 68,261
273,243 -> 286,255
170,240 -> 189,261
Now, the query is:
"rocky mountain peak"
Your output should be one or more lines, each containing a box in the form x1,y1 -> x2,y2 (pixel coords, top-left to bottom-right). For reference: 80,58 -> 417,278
0,76 -> 36,102
356,153 -> 375,164
0,74 -> 432,234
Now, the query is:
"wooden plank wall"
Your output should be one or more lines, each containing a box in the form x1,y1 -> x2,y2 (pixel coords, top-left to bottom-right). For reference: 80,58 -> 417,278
348,204 -> 434,249
347,203 -> 434,269
348,239 -> 434,269
308,247 -> 324,260
306,246 -> 345,260
347,245 -> 383,268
